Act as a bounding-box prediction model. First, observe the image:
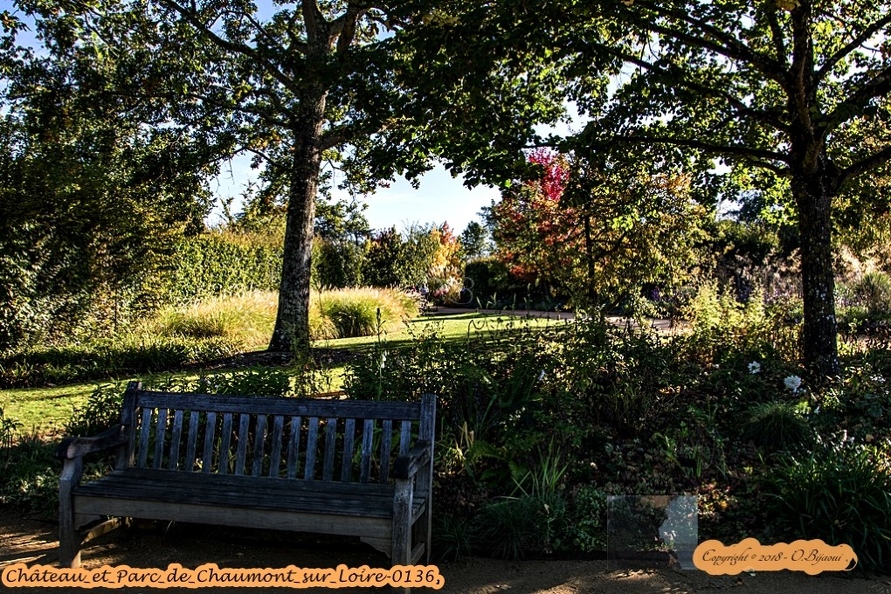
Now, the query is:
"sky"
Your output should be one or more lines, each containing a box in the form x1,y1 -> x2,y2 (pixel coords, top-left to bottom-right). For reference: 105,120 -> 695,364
209,155 -> 503,235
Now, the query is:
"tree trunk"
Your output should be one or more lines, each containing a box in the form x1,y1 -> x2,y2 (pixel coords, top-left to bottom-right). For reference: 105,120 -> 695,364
269,97 -> 326,354
792,163 -> 840,380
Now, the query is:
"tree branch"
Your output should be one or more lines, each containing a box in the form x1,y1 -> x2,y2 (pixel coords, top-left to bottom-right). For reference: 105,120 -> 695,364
817,12 -> 891,83
763,4 -> 788,66
602,47 -> 789,133
823,63 -> 891,134
302,0 -> 327,48
600,132 -> 789,167
789,4 -> 815,142
158,0 -> 301,96
331,2 -> 366,53
840,145 -> 891,185
630,0 -> 787,85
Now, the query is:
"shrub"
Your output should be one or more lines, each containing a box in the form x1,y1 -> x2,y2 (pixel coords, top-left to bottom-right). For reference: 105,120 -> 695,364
740,400 -> 812,452
164,231 -> 282,304
568,485 -> 608,552
194,366 -> 292,397
681,281 -> 800,365
0,334 -> 237,389
312,238 -> 365,289
432,514 -> 473,562
0,430 -> 59,515
760,438 -> 891,572
65,383 -> 127,436
474,493 -> 568,560
313,287 -> 418,340
855,271 -> 891,315
0,407 -> 22,449
148,291 -> 277,350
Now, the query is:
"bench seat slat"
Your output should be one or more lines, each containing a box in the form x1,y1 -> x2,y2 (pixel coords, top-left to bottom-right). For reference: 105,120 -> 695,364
360,419 -> 374,483
73,470 -> 427,521
304,417 -> 319,481
184,411 -> 199,471
137,408 -> 153,468
322,418 -> 337,481
286,416 -> 301,479
234,413 -> 250,475
340,419 -> 355,482
380,419 -> 392,483
219,413 -> 233,475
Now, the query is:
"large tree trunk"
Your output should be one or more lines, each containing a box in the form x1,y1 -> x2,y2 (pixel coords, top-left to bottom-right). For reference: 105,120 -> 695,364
269,97 -> 326,354
792,160 -> 841,380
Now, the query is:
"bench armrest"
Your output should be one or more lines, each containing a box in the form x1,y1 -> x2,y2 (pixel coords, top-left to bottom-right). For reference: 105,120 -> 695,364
56,425 -> 128,461
393,440 -> 432,480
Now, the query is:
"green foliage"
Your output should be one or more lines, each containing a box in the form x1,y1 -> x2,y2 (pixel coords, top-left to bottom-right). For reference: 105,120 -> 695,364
761,439 -> 891,572
149,291 -> 277,349
0,334 -> 237,389
65,383 -> 126,437
0,431 -> 59,515
741,401 -> 812,453
194,367 -> 293,397
432,514 -> 473,562
854,272 -> 891,316
164,232 -> 282,304
312,288 -> 419,340
473,443 -> 571,558
567,486 -> 608,552
458,221 -> 490,260
312,238 -> 365,290
362,228 -> 406,288
0,34 -> 213,353
474,493 -> 567,560
0,407 -> 22,449
682,281 -> 800,365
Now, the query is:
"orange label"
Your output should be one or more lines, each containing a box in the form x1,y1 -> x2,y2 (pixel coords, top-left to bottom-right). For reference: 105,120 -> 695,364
693,538 -> 857,575
1,563 -> 445,589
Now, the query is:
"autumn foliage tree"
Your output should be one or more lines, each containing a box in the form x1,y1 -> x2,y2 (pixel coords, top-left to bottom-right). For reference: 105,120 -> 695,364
490,150 -> 706,309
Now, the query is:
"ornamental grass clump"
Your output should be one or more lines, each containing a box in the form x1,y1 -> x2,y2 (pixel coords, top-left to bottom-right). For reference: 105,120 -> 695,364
312,287 -> 419,340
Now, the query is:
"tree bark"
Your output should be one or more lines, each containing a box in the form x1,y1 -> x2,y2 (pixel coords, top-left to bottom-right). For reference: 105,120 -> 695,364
269,95 -> 326,354
792,159 -> 841,380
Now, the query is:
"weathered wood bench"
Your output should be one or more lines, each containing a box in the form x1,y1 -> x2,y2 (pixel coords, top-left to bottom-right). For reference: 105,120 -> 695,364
58,382 -> 436,571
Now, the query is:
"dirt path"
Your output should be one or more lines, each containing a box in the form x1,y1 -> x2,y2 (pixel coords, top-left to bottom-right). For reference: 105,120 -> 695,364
2,510 -> 889,594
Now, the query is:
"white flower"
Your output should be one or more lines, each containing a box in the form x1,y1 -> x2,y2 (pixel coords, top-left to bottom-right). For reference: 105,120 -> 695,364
748,361 -> 761,374
784,375 -> 802,393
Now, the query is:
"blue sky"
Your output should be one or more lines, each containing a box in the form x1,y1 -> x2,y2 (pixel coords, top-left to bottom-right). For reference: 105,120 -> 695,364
209,155 -> 503,234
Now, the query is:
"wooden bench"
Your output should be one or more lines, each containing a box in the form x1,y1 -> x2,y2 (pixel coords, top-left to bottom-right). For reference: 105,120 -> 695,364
57,382 -> 436,571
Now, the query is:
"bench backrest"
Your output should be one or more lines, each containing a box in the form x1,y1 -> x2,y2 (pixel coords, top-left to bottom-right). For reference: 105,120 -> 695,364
118,382 -> 435,485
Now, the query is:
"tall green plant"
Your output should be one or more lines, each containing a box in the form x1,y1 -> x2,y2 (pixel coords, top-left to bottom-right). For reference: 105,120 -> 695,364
761,439 -> 891,572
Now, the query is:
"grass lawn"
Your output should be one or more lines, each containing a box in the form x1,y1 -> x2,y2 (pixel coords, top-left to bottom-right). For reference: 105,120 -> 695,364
0,311 -> 564,435
316,311 -> 566,350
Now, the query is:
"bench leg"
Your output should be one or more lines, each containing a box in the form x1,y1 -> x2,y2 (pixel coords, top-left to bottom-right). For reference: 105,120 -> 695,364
59,459 -> 82,568
392,480 -> 413,593
392,480 -> 412,564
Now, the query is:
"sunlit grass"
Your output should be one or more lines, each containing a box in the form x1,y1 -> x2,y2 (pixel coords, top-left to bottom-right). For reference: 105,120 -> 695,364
148,291 -> 279,351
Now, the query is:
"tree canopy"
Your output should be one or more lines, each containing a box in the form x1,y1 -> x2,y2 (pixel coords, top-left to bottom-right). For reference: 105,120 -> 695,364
506,0 -> 891,378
